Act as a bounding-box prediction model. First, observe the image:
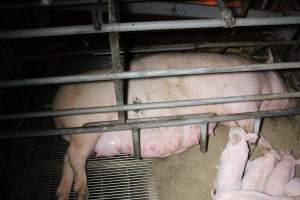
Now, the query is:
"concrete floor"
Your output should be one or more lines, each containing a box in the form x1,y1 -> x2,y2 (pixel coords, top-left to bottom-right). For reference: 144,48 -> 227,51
154,116 -> 300,200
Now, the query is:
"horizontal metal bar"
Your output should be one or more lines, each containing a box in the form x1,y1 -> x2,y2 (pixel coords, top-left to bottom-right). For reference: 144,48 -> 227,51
125,1 -> 241,19
1,92 -> 299,121
1,62 -> 300,88
86,113 -> 217,127
17,40 -> 300,62
0,0 -> 143,10
1,16 -> 300,39
1,107 -> 300,139
101,17 -> 300,32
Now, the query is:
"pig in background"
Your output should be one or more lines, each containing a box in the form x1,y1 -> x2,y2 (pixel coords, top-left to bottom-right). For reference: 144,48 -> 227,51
53,52 -> 296,200
264,150 -> 300,197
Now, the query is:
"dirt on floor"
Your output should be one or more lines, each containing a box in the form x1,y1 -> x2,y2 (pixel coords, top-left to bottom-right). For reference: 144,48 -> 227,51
154,116 -> 300,200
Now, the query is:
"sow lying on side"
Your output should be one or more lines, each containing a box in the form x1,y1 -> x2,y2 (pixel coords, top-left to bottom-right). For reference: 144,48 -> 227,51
53,52 -> 295,200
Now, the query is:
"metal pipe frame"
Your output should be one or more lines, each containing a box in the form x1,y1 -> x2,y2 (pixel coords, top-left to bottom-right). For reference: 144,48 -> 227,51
1,62 -> 300,88
0,0 -> 145,10
108,0 -> 126,123
132,128 -> 141,159
254,118 -> 262,134
217,0 -> 235,27
17,40 -> 300,62
1,107 -> 300,139
200,122 -> 208,152
1,92 -> 299,121
1,16 -> 300,39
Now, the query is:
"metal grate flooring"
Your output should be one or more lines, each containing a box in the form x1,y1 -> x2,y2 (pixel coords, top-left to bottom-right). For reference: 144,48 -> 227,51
13,136 -> 158,200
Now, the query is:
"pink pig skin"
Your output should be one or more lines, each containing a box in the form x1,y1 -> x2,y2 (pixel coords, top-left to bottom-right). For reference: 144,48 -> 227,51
264,151 -> 300,196
53,52 -> 295,200
285,178 -> 300,197
214,189 -> 294,200
213,127 -> 257,193
241,149 -> 281,191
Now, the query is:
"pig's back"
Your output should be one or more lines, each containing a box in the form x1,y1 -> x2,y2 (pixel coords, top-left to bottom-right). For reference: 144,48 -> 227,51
127,52 -> 275,119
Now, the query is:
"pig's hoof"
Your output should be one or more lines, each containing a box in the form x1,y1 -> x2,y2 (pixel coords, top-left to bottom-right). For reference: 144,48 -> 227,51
77,193 -> 88,200
56,192 -> 69,200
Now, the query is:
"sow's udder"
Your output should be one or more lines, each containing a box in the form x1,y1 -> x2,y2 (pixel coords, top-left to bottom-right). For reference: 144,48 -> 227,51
94,125 -> 200,158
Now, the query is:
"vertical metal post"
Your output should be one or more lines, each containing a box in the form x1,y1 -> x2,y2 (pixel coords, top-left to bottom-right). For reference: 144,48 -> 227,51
200,122 -> 208,153
241,0 -> 251,17
254,118 -> 262,134
132,128 -> 142,159
108,0 -> 125,123
217,0 -> 235,27
92,0 -> 103,31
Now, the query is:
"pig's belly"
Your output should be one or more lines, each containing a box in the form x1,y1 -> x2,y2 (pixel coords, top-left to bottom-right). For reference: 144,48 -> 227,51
94,125 -> 200,158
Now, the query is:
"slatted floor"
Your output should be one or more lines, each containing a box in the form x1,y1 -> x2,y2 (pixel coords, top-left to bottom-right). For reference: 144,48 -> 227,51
7,136 -> 158,200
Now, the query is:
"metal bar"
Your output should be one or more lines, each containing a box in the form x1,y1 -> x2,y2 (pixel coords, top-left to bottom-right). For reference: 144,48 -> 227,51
92,0 -> 103,31
0,0 -> 144,10
1,16 -> 300,39
1,62 -> 300,88
108,0 -> 125,123
200,122 -> 208,153
217,0 -> 225,8
1,92 -> 299,121
124,2 -> 241,19
241,0 -> 251,17
254,118 -> 262,134
1,107 -> 300,139
132,128 -> 141,160
17,40 -> 300,62
100,16 -> 300,32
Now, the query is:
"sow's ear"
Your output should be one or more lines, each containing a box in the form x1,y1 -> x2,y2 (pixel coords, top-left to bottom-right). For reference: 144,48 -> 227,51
246,133 -> 258,144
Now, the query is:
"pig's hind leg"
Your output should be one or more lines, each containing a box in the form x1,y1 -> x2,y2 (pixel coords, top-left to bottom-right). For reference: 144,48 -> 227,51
57,154 -> 74,200
67,133 -> 101,200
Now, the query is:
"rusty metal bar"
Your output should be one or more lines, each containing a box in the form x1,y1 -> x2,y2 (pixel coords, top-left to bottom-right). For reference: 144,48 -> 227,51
132,128 -> 141,160
0,92 -> 299,121
108,0 -> 125,123
17,40 -> 300,62
1,107 -> 300,138
1,62 -> 300,88
200,122 -> 208,153
217,0 -> 235,27
1,16 -> 300,39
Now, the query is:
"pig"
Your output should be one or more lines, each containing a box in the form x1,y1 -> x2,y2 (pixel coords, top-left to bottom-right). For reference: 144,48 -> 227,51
264,151 -> 300,196
285,178 -> 300,197
213,127 -> 257,193
213,189 -> 294,200
241,149 -> 281,191
53,52 -> 295,200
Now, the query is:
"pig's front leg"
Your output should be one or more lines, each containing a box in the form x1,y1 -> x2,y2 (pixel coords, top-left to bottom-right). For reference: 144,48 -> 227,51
62,133 -> 101,200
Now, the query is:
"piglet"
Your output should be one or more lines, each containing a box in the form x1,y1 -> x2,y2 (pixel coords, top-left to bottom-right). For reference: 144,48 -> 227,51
213,127 -> 257,193
264,151 -> 300,196
285,178 -> 300,197
241,148 -> 281,191
214,189 -> 294,200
